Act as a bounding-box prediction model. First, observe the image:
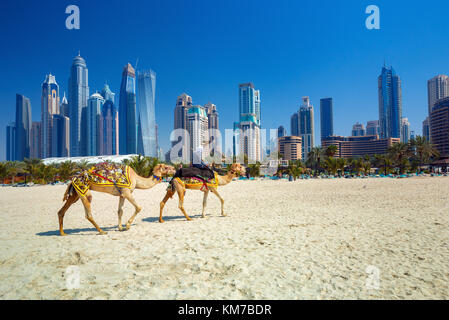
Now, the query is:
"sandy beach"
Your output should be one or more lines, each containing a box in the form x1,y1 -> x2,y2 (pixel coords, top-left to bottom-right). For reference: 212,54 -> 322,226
0,176 -> 448,299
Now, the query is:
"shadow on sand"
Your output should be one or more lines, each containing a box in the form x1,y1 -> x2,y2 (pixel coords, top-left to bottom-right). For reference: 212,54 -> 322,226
36,225 -> 119,237
142,214 -> 204,223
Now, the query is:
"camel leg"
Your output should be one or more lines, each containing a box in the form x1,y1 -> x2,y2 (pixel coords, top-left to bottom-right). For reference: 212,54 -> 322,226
201,190 -> 209,218
57,192 -> 79,236
117,196 -> 125,231
159,189 -> 175,223
80,191 -> 107,235
210,188 -> 226,216
122,189 -> 142,230
177,185 -> 192,221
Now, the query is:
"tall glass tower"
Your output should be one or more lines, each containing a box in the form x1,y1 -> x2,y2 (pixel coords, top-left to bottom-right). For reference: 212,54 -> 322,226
137,69 -> 157,157
100,84 -> 118,155
119,63 -> 137,155
320,98 -> 333,141
378,65 -> 402,139
41,74 -> 60,158
15,94 -> 32,161
239,83 -> 260,126
68,53 -> 89,156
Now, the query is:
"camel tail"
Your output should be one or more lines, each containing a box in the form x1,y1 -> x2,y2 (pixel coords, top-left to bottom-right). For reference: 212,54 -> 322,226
63,183 -> 75,202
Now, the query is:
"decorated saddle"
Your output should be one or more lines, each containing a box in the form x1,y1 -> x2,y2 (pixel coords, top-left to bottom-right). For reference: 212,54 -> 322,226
71,162 -> 132,197
169,171 -> 219,191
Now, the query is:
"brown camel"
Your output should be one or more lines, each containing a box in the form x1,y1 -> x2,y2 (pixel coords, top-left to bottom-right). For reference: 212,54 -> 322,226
159,163 -> 246,222
57,163 -> 176,236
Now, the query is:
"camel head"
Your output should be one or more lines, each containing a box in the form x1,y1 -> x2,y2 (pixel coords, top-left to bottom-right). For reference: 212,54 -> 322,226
153,164 -> 176,177
229,163 -> 246,176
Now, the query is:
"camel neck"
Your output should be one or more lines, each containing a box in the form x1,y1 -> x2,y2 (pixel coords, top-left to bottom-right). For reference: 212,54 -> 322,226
136,174 -> 162,189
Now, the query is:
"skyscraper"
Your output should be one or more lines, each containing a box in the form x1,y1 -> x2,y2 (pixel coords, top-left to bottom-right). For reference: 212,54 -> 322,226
137,70 -> 157,157
119,63 -> 137,155
68,53 -> 89,157
30,122 -> 41,159
427,75 -> 449,115
239,83 -> 260,126
366,120 -> 380,136
6,123 -> 15,161
85,93 -> 104,156
174,93 -> 192,131
401,117 -> 411,143
187,105 -> 209,163
320,98 -> 333,141
205,102 -> 219,157
41,74 -> 60,158
378,65 -> 402,139
100,84 -> 118,156
52,115 -> 70,157
351,122 -> 366,136
423,117 -> 430,141
298,97 -> 314,160
238,83 -> 261,161
278,125 -> 286,138
60,93 -> 69,118
290,112 -> 299,136
15,94 -> 31,161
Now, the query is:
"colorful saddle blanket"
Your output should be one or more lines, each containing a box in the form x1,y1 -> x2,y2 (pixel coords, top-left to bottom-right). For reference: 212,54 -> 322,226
170,172 -> 219,191
71,163 -> 132,197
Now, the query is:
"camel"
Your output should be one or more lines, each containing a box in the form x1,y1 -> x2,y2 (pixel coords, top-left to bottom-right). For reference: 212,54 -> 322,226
57,163 -> 176,236
159,163 -> 246,223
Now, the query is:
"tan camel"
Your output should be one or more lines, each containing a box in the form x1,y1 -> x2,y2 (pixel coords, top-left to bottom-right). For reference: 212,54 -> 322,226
57,164 -> 176,236
159,163 -> 246,222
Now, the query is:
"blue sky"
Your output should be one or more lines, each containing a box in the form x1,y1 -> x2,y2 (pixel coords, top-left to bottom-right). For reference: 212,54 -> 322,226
1,0 -> 448,160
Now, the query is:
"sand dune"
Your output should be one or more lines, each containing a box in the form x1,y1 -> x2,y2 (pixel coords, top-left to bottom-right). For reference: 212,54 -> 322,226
0,177 -> 448,299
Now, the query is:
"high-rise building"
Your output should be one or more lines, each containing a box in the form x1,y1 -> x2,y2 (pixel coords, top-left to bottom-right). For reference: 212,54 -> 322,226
378,65 -> 402,139
205,102 -> 219,157
6,123 -> 15,161
187,105 -> 209,163
52,115 -> 70,157
290,112 -> 299,136
30,122 -> 41,159
277,125 -> 286,138
423,117 -> 430,141
174,93 -> 192,130
68,54 -> 89,156
60,92 -> 69,118
401,117 -> 411,143
298,97 -> 314,160
239,83 -> 261,126
15,94 -> 31,161
41,74 -> 60,158
119,63 -> 137,155
100,84 -> 118,156
430,97 -> 449,157
427,75 -> 449,115
320,98 -> 333,141
85,93 -> 104,156
137,70 -> 157,157
239,114 -> 261,162
351,122 -> 366,136
278,136 -> 302,161
238,83 -> 261,161
366,120 -> 380,136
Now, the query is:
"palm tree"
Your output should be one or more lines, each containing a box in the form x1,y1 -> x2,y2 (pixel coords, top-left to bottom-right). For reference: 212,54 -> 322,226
23,158 -> 43,183
409,135 -> 440,172
248,162 -> 261,177
374,154 -> 393,175
0,162 -> 9,184
7,161 -> 24,184
336,158 -> 346,176
307,147 -> 324,176
57,161 -> 77,182
324,157 -> 339,176
388,142 -> 410,174
324,145 -> 338,158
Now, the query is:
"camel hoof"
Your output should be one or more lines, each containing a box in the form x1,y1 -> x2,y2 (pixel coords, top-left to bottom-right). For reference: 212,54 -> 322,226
125,224 -> 131,230
60,232 -> 68,237
186,217 -> 192,221
159,219 -> 165,223
222,213 -> 227,217
98,231 -> 108,235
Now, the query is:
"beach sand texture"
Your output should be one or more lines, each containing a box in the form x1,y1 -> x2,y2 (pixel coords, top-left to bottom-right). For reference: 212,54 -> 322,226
0,177 -> 448,299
